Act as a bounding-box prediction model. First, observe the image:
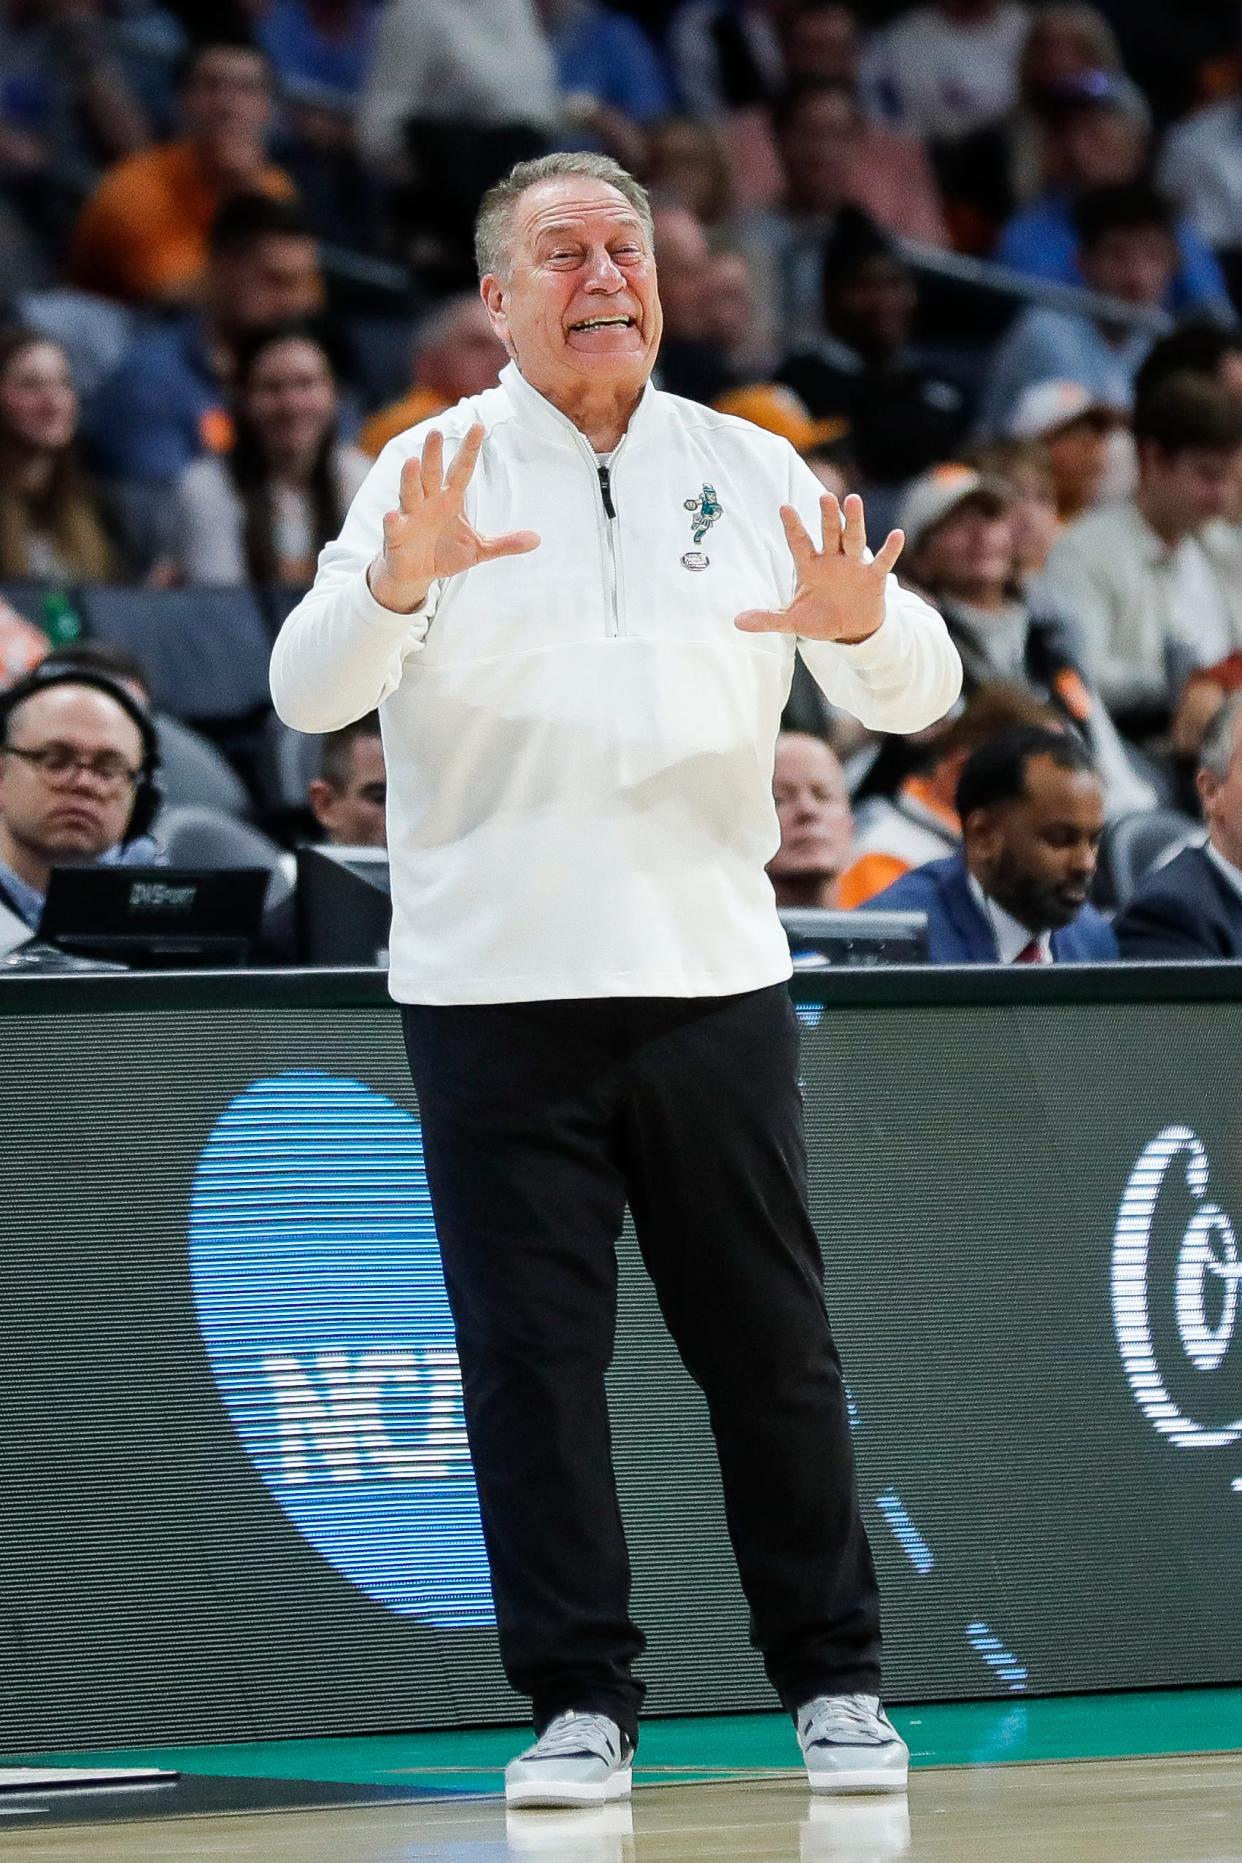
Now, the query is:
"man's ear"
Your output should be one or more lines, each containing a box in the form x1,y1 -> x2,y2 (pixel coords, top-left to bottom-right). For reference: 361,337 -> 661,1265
307,778 -> 334,830
480,275 -> 511,351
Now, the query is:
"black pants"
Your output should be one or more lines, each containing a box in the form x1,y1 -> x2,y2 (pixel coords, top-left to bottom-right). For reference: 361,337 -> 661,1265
401,985 -> 880,1747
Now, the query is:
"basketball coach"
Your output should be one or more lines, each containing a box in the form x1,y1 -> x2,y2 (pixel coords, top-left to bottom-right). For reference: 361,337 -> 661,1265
271,151 -> 962,1809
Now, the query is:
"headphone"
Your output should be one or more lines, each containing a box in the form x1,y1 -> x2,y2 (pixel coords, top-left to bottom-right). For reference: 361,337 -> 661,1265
0,665 -> 163,844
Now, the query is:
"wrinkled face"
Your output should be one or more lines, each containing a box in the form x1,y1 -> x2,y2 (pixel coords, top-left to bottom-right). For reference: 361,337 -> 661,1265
826,256 -> 916,353
768,733 -> 853,882
1046,415 -> 1112,509
1143,443 -> 1241,532
967,754 -> 1105,931
216,233 -> 324,334
0,340 -> 76,452
241,336 -> 337,459
0,686 -> 144,867
1199,712 -> 1242,868
911,498 -> 1014,599
183,46 -> 273,145
780,92 -> 857,211
481,177 -> 662,402
309,734 -> 387,848
1080,227 -> 1176,307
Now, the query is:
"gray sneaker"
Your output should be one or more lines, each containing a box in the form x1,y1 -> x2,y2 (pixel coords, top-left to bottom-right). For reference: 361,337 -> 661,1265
505,1711 -> 634,1809
797,1693 -> 909,1794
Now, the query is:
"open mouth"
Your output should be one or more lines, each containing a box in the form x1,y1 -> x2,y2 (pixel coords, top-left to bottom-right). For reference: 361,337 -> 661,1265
568,315 -> 637,333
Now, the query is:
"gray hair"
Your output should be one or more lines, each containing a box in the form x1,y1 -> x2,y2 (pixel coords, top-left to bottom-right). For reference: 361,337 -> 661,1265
474,152 -> 654,281
1199,692 -> 1242,780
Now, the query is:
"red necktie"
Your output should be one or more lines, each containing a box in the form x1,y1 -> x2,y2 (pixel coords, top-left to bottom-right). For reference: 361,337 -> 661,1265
1014,939 -> 1046,964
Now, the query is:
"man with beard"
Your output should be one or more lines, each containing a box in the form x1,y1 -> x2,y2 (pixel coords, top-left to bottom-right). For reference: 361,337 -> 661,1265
867,724 -> 1117,961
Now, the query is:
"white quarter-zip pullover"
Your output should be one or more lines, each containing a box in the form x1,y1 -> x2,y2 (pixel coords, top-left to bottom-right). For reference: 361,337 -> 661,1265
271,363 -> 962,1003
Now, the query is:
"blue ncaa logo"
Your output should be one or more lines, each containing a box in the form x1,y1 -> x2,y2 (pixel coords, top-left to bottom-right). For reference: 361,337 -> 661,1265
188,1070 -> 494,1627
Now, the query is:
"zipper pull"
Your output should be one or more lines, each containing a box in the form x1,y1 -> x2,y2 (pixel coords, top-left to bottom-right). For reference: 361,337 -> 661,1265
597,465 -> 616,519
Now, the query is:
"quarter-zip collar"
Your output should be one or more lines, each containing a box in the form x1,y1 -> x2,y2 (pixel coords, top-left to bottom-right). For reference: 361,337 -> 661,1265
499,359 -> 658,454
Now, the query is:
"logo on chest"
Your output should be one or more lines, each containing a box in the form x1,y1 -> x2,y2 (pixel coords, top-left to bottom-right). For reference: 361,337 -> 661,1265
682,482 -> 723,569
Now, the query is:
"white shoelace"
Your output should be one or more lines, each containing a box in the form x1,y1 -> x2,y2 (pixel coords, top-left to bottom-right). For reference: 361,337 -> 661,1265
527,1712 -> 622,1763
799,1693 -> 890,1748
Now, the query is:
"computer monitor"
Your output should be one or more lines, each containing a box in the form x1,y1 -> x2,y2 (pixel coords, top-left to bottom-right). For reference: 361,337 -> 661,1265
296,844 -> 391,966
39,867 -> 269,969
778,907 -> 929,968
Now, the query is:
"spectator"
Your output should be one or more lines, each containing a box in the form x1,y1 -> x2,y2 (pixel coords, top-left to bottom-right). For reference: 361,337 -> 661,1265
0,328 -> 118,582
0,666 -> 161,950
1003,378 -> 1125,521
779,2 -> 861,88
739,83 -> 947,348
978,182 -> 1178,434
899,462 -> 1158,814
83,194 -> 325,493
0,0 -> 153,178
359,295 -> 507,458
703,248 -> 768,376
965,434 -> 1062,580
1007,4 -> 1124,210
642,116 -> 735,229
357,0 -> 559,173
665,0 -> 784,120
713,382 -> 842,456
1042,372 -> 1242,729
541,0 -> 675,148
867,724 -> 1117,962
172,322 -> 369,588
861,0 -> 1030,145
255,0 -> 379,103
995,71 -> 1232,317
1115,694 -> 1242,959
651,203 -> 734,400
1134,319 -> 1242,405
778,210 -> 968,527
68,39 -> 295,308
308,712 -> 387,846
1158,79 -> 1242,266
840,680 -> 1062,905
766,730 -> 854,909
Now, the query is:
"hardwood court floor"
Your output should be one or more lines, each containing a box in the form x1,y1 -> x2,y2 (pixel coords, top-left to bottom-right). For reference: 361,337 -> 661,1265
3,1756 -> 1242,1862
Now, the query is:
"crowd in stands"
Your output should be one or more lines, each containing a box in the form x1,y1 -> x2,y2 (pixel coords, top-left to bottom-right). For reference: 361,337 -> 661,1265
3,0 -> 1242,967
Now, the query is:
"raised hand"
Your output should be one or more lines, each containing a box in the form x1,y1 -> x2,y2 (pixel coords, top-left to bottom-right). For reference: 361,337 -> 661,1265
368,423 -> 540,614
735,493 -> 904,645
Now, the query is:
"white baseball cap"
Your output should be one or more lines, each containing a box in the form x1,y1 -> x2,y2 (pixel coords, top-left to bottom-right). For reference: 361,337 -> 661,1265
897,464 -> 1010,552
1007,379 -> 1123,442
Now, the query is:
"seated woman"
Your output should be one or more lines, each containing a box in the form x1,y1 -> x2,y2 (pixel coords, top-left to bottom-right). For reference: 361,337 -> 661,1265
173,322 -> 369,587
0,329 -> 121,584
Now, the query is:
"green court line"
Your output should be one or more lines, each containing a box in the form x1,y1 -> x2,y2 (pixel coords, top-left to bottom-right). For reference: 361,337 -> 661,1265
4,1689 -> 1241,1791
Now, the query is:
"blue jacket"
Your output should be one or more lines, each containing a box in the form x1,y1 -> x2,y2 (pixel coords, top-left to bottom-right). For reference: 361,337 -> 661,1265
1114,843 -> 1242,961
869,852 -> 1119,964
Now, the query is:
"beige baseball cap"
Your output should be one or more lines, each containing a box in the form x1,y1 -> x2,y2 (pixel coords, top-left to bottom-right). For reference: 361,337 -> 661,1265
896,464 -> 1011,552
1007,379 -> 1124,442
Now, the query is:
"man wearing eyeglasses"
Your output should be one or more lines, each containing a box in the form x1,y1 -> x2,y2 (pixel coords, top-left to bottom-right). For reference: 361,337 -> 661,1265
0,674 -> 156,952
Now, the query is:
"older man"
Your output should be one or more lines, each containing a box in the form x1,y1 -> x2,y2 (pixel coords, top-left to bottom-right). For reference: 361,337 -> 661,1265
1116,695 -> 1242,959
0,667 -> 159,953
271,151 -> 960,1807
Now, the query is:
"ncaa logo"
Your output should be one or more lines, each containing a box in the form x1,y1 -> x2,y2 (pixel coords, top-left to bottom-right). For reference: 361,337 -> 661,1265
188,1071 -> 494,1626
1111,1124 -> 1242,1450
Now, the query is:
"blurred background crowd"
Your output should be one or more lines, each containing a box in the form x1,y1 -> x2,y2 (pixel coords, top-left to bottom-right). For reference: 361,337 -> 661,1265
4,0 -> 1242,966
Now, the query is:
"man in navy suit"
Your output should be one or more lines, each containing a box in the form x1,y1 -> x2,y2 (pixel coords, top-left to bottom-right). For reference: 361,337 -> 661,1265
869,725 -> 1118,962
1116,695 -> 1242,959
